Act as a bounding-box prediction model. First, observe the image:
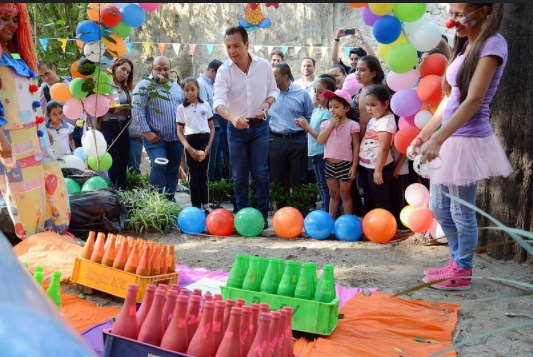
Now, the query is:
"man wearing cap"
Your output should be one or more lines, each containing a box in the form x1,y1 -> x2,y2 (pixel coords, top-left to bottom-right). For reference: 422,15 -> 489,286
269,63 -> 314,200
214,25 -> 279,228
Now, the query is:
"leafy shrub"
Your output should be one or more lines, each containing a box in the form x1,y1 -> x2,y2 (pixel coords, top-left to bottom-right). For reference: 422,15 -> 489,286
126,170 -> 150,190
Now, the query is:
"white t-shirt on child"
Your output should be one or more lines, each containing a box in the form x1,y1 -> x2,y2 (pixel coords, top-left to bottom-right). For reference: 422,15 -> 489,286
359,114 -> 397,169
46,120 -> 74,156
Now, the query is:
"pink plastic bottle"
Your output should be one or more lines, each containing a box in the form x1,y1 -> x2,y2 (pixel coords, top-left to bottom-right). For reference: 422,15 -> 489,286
216,307 -> 243,357
111,284 -> 138,340
283,307 -> 294,357
241,306 -> 253,356
213,300 -> 226,350
186,294 -> 202,343
213,293 -> 223,301
223,298 -> 236,333
187,300 -> 216,357
249,304 -> 260,342
160,294 -> 189,352
137,288 -> 166,346
236,298 -> 246,308
162,289 -> 179,331
247,312 -> 272,357
279,309 -> 289,357
136,284 -> 156,333
269,311 -> 282,357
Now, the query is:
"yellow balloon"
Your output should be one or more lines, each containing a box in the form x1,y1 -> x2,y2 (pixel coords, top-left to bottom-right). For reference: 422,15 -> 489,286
377,33 -> 408,60
76,120 -> 85,127
368,3 -> 395,16
400,205 -> 416,229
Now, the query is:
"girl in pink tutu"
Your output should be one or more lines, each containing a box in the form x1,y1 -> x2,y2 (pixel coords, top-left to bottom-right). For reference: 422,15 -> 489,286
412,3 -> 512,290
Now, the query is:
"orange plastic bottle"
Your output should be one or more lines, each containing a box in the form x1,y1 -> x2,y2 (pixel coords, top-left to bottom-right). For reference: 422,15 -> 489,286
102,234 -> 117,267
112,239 -> 128,271
90,232 -> 106,264
136,284 -> 156,333
187,300 -> 216,357
137,288 -> 166,346
112,284 -> 138,340
160,294 -> 189,352
151,244 -> 161,276
124,241 -> 140,274
160,244 -> 168,274
246,312 -> 272,357
167,245 -> 176,273
135,245 -> 151,276
80,231 -> 96,259
216,307 -> 243,357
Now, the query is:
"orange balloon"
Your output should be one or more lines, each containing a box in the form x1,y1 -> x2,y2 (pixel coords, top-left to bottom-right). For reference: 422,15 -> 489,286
394,126 -> 421,155
272,207 -> 304,239
348,3 -> 367,8
362,209 -> 397,243
103,33 -> 127,58
417,75 -> 443,106
420,53 -> 448,78
50,83 -> 73,102
407,206 -> 434,233
70,60 -> 89,79
87,3 -> 106,22
206,208 -> 235,236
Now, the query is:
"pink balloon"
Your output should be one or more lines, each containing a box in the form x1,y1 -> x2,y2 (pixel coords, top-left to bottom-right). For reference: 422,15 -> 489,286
84,94 -> 110,117
361,6 -> 381,26
386,69 -> 420,92
398,116 -> 414,130
391,89 -> 423,117
63,98 -> 84,120
405,183 -> 430,207
342,73 -> 363,97
139,3 -> 160,12
401,113 -> 417,127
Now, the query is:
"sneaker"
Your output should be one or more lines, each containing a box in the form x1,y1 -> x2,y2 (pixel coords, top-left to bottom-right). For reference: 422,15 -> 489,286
423,264 -> 472,291
423,258 -> 454,276
202,204 -> 213,214
177,184 -> 189,192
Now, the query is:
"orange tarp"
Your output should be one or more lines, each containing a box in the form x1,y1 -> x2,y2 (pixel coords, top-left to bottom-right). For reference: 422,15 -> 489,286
294,291 -> 460,357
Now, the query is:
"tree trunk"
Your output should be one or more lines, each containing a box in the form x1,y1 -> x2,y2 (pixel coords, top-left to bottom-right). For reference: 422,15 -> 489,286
477,3 -> 533,263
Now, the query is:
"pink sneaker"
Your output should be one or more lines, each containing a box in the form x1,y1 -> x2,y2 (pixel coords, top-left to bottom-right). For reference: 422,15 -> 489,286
423,264 -> 472,291
423,258 -> 454,276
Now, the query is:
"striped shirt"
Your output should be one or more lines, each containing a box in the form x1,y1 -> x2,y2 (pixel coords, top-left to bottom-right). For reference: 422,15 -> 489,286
132,77 -> 185,141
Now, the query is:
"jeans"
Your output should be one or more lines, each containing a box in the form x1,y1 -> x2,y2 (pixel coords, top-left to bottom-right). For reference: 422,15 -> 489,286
143,139 -> 183,200
311,154 -> 330,211
208,126 -> 221,181
100,120 -> 130,190
228,120 -> 270,217
430,183 -> 478,269
360,162 -> 394,211
128,137 -> 143,173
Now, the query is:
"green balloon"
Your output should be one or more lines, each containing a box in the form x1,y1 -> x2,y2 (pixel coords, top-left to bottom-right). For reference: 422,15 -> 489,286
386,43 -> 418,74
112,21 -> 132,39
64,178 -> 81,194
87,152 -> 113,172
81,176 -> 110,192
91,69 -> 114,95
234,207 -> 265,237
393,3 -> 427,23
69,78 -> 89,99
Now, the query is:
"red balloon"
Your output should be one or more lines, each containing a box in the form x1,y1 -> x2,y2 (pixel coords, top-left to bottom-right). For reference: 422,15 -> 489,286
100,6 -> 122,28
273,207 -> 304,239
362,209 -> 397,243
407,206 -> 434,233
417,75 -> 443,106
206,208 -> 235,236
394,126 -> 421,155
420,53 -> 448,78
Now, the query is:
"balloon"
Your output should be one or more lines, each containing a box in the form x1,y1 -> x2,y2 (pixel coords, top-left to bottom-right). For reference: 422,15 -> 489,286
398,116 -> 412,130
70,61 -> 88,79
64,178 -> 81,195
87,3 -> 105,22
376,33 -> 407,61
386,69 -> 420,92
361,6 -> 381,27
112,3 -> 129,9
342,74 -> 363,97
81,129 -> 107,157
177,207 -> 206,235
386,43 -> 418,74
63,98 -> 84,120
429,220 -> 447,243
391,89 -> 423,117
81,176 -> 110,192
58,155 -> 87,171
84,41 -> 107,63
417,75 -> 443,106
73,147 -> 86,162
87,152 -> 113,172
373,15 -> 401,44
405,183 -> 430,207
401,113 -> 416,127
403,14 -> 432,37
400,205 -> 416,228
272,207 -> 304,239
362,208 -> 397,243
69,78 -> 89,99
77,57 -> 96,76
102,33 -> 127,58
206,208 -> 235,236
368,3 -> 394,16
83,94 -> 110,117
112,21 -> 132,39
348,3 -> 367,8
100,6 -> 122,28
334,214 -> 362,242
408,21 -> 442,52
234,208 -> 264,237
76,120 -> 84,128
76,20 -> 102,43
407,206 -> 434,233
120,3 -> 146,28
420,53 -> 448,77
394,126 -> 421,155
90,69 -> 114,95
139,3 -> 161,12
393,3 -> 427,22
304,210 -> 334,240
50,83 -> 73,102
414,110 -> 432,129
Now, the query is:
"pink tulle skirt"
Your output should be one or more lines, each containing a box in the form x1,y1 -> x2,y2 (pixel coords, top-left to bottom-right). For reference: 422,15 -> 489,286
429,134 -> 513,186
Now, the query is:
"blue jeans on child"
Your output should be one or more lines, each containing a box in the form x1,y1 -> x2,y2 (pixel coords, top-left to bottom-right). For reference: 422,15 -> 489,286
143,139 -> 183,201
430,183 -> 478,269
311,154 -> 329,211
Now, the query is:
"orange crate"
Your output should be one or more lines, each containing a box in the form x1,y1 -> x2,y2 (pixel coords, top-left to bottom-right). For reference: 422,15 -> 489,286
70,257 -> 179,302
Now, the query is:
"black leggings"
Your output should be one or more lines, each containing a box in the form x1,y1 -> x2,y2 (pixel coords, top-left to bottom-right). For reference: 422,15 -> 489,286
185,133 -> 210,208
360,162 -> 395,212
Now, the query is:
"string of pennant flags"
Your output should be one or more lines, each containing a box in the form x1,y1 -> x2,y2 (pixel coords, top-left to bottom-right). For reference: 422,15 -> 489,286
36,37 -> 356,59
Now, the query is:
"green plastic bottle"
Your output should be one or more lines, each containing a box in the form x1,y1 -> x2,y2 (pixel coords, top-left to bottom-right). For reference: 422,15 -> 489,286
309,262 -> 318,292
46,270 -> 62,309
226,254 -> 249,289
294,263 -> 317,300
260,259 -> 282,294
34,271 -> 44,288
276,261 -> 300,297
314,265 -> 336,303
242,256 -> 261,291
256,256 -> 269,284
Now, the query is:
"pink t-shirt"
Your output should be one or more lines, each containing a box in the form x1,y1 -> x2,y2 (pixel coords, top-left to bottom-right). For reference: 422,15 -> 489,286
320,119 -> 360,162
359,114 -> 397,169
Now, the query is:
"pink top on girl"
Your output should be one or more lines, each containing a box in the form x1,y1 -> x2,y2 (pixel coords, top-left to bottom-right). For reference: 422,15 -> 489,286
320,120 -> 360,162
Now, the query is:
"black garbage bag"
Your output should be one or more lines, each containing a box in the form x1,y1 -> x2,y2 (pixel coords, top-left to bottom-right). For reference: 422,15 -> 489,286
0,196 -> 19,245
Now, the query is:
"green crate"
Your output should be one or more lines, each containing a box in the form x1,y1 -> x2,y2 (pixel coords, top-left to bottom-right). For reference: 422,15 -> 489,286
221,286 -> 339,335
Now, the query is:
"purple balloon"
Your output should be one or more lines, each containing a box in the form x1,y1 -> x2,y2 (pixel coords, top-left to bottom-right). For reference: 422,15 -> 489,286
362,6 -> 381,26
391,90 -> 423,118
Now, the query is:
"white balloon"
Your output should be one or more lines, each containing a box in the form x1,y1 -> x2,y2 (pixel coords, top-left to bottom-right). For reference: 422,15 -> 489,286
386,69 -> 420,92
59,155 -> 87,171
402,13 -> 432,37
81,129 -> 108,158
414,110 -> 432,129
83,41 -> 106,63
408,21 -> 442,52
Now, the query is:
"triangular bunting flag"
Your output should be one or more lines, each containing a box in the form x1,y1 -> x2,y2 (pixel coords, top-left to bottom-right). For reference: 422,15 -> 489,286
39,38 -> 49,51
267,46 -> 274,55
281,46 -> 288,56
158,43 -> 165,55
321,46 -> 328,57
206,44 -> 214,55
172,43 -> 181,56
125,41 -> 133,53
189,44 -> 196,56
142,42 -> 151,56
344,47 -> 351,59
254,45 -> 262,53
294,46 -> 301,54
308,46 -> 314,57
58,38 -> 67,53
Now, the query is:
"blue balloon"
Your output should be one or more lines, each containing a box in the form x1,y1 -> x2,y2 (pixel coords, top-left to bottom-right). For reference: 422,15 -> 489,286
76,20 -> 102,43
73,147 -> 86,161
178,207 -> 206,235
120,3 -> 146,28
334,214 -> 362,242
373,15 -> 402,45
304,210 -> 334,240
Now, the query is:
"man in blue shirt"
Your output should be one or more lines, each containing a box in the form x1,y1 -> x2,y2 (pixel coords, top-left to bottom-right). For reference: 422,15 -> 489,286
132,56 -> 185,201
269,63 -> 314,198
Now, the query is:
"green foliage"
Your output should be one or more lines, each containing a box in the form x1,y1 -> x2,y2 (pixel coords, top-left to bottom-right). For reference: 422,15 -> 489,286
132,78 -> 173,115
125,170 -> 150,190
209,180 -> 233,208
287,183 -> 319,216
118,188 -> 181,234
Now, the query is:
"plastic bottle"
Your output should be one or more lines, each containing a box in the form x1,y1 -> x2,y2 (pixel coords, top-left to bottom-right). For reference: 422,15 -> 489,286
282,307 -> 294,357
213,293 -> 223,301
314,264 -> 336,303
202,293 -> 213,315
242,256 -> 261,291
236,298 -> 246,308
193,288 -> 203,296
259,303 -> 270,315
160,294 -> 189,352
162,289 -> 178,331
150,244 -> 161,276
80,231 -> 95,260
279,309 -> 290,357
112,239 -> 128,271
223,298 -> 235,333
167,245 -> 176,273
46,270 -> 61,309
160,244 -> 168,274
226,254 -> 248,288
294,262 -> 316,300
216,307 -> 243,357
213,300 -> 226,350
101,234 -> 117,267
33,266 -> 44,288
135,245 -> 151,276
269,311 -> 282,357
111,284 -> 138,340
247,312 -> 272,357
260,259 -> 280,294
186,294 -> 202,342
89,232 -> 106,264
137,288 -> 166,346
124,241 -> 140,274
276,261 -> 300,297
249,303 -> 260,342
187,300 -> 216,357
256,257 -> 269,285
308,262 -> 318,292
136,284 -> 156,333
241,306 -> 253,356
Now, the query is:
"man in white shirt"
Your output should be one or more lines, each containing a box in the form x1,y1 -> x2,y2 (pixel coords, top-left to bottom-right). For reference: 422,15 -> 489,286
213,25 -> 279,228
293,57 -> 317,103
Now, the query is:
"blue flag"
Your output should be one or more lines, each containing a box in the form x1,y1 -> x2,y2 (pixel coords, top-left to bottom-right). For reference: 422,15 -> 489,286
39,38 -> 49,51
